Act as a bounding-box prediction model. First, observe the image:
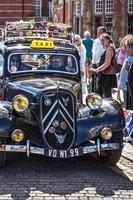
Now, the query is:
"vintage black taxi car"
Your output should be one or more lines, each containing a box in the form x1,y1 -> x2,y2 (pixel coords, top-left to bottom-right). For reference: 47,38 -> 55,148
0,21 -> 125,167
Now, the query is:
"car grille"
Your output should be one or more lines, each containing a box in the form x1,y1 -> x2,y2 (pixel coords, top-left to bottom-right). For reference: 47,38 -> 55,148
41,90 -> 76,149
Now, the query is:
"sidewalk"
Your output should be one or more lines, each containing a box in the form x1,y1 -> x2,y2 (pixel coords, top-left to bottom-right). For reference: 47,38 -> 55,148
122,143 -> 133,161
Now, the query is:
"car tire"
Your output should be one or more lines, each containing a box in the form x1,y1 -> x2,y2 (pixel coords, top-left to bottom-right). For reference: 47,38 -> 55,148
0,138 -> 6,168
98,131 -> 123,165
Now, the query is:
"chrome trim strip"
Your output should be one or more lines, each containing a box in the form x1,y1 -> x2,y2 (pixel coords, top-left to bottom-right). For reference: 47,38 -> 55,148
30,147 -> 44,155
43,110 -> 58,135
0,143 -> 120,156
59,100 -> 74,123
83,145 -> 97,153
60,110 -> 74,133
0,145 -> 27,152
83,143 -> 120,154
42,100 -> 57,123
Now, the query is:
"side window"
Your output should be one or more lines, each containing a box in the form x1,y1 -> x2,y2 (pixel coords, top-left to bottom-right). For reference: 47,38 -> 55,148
66,56 -> 76,73
0,53 -> 3,77
10,55 -> 20,72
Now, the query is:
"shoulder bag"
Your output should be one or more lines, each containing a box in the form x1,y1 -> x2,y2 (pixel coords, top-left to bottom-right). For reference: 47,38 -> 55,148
103,46 -> 119,75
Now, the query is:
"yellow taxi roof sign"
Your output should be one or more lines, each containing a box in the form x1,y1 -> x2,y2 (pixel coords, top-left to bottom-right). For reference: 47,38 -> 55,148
31,40 -> 55,49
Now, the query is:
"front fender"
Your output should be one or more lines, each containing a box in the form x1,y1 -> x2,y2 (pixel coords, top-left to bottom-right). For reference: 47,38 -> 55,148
75,100 -> 125,146
0,102 -> 12,137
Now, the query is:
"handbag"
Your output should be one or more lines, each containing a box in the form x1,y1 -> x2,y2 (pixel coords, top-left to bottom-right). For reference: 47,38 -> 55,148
103,58 -> 119,75
103,47 -> 119,75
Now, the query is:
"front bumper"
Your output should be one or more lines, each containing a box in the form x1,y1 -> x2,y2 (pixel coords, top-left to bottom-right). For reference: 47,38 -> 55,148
0,140 -> 120,158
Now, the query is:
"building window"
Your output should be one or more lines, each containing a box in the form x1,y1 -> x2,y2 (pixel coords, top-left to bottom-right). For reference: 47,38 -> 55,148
105,0 -> 114,14
128,0 -> 133,13
34,0 -> 41,17
105,16 -> 113,36
75,0 -> 83,16
95,17 -> 102,37
75,17 -> 80,34
81,0 -> 84,16
128,16 -> 133,33
95,0 -> 103,14
76,1 -> 81,16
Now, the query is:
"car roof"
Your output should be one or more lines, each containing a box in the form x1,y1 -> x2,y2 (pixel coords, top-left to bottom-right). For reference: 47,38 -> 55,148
3,40 -> 79,57
2,20 -> 79,57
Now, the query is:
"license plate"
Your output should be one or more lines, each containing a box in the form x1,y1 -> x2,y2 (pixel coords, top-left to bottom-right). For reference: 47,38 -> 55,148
45,147 -> 83,158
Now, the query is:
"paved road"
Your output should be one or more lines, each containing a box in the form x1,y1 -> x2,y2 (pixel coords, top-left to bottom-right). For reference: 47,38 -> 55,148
123,143 -> 133,162
0,91 -> 132,200
0,149 -> 132,200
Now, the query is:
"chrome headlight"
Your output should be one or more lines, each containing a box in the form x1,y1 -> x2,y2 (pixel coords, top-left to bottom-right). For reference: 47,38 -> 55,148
12,95 -> 29,112
11,129 -> 24,142
86,94 -> 102,110
101,127 -> 112,140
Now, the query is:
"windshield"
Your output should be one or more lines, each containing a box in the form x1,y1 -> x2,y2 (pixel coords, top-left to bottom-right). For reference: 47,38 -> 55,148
8,53 -> 78,74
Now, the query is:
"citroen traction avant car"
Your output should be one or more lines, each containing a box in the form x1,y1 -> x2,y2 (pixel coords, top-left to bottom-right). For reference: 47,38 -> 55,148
0,21 -> 125,167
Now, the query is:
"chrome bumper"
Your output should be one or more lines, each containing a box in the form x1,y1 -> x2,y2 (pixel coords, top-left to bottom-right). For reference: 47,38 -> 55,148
0,140 -> 120,158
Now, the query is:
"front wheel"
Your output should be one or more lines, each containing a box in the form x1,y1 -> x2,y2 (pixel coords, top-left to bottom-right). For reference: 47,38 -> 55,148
0,138 -> 6,168
98,131 -> 123,165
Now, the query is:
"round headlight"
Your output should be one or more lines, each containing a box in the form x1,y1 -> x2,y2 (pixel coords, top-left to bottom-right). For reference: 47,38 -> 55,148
11,129 -> 24,142
101,127 -> 112,140
86,94 -> 102,110
12,95 -> 29,112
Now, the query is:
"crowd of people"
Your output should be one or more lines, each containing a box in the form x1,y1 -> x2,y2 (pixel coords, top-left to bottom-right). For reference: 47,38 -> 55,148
74,27 -> 133,142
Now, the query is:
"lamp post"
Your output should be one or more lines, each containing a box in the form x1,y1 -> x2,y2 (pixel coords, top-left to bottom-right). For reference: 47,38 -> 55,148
63,0 -> 65,23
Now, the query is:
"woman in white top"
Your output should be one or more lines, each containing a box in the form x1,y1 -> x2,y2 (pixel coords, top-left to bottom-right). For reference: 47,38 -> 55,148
74,34 -> 88,104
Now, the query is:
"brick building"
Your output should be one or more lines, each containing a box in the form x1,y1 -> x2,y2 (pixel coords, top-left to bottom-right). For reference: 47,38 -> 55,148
54,0 -> 133,43
87,0 -> 133,41
52,0 -> 69,24
0,0 -> 50,25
